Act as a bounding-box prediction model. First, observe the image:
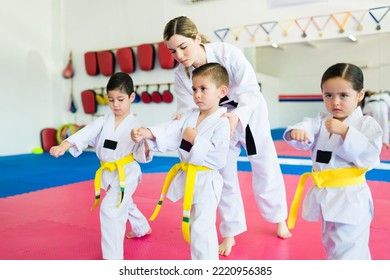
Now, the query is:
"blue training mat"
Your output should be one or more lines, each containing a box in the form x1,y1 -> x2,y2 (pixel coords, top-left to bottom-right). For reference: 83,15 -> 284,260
0,151 -> 181,198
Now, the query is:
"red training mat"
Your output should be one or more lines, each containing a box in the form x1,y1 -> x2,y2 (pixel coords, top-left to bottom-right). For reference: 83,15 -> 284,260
3,173 -> 390,260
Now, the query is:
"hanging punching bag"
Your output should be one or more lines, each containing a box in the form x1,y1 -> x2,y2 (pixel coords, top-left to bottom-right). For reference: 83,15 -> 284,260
63,50 -> 74,79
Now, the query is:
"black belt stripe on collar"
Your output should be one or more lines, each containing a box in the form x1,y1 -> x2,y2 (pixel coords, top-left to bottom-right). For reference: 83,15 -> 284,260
219,96 -> 238,108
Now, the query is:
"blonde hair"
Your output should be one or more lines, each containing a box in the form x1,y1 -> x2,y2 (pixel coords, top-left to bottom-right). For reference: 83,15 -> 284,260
164,16 -> 210,78
163,16 -> 210,43
192,63 -> 229,88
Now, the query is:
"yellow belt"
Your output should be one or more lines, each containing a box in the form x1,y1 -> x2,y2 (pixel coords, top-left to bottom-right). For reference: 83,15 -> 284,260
93,154 -> 135,209
287,167 -> 367,229
149,162 -> 212,243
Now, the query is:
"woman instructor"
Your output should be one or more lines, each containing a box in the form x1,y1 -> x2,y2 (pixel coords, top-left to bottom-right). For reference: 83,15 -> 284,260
163,16 -> 291,256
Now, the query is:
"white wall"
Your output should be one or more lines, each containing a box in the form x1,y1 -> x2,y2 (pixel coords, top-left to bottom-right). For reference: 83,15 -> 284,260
1,0 -> 389,155
0,0 -> 56,155
255,33 -> 390,127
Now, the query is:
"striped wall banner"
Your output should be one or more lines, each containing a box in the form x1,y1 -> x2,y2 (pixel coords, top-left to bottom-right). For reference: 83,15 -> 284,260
279,94 -> 323,102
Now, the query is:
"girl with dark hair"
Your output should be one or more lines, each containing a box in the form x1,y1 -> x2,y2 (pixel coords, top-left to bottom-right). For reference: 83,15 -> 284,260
284,63 -> 382,259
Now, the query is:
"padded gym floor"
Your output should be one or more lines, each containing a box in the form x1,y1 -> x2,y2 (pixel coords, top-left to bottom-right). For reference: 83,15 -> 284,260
0,134 -> 389,260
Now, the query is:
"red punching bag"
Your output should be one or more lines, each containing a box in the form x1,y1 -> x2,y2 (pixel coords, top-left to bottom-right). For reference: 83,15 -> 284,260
63,50 -> 74,79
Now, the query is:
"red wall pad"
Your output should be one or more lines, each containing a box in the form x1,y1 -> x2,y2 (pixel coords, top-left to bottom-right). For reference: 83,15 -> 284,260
40,128 -> 58,152
116,47 -> 136,73
97,51 -> 115,76
157,42 -> 176,69
84,52 -> 99,76
137,44 -> 155,71
81,90 -> 97,114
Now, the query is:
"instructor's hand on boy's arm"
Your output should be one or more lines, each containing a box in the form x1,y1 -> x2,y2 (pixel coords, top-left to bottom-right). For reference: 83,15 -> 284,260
221,112 -> 239,138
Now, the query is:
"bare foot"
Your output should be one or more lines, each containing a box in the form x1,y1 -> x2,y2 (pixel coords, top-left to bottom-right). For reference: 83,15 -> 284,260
277,221 -> 292,239
126,228 -> 152,239
218,237 -> 236,256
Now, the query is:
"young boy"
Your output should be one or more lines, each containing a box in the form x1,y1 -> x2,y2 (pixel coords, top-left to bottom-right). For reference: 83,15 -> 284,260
50,72 -> 152,260
163,16 -> 291,257
131,63 -> 230,260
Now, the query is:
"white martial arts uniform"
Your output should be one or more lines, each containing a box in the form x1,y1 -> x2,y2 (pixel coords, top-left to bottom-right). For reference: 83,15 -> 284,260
146,107 -> 230,260
363,92 -> 390,145
283,107 -> 382,259
66,112 -> 152,260
173,42 -> 288,238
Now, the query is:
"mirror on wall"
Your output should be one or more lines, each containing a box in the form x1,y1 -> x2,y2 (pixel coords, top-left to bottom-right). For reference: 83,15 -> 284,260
254,32 -> 390,92
248,32 -> 390,127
